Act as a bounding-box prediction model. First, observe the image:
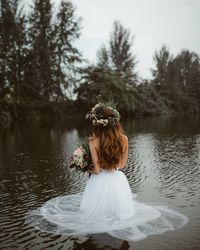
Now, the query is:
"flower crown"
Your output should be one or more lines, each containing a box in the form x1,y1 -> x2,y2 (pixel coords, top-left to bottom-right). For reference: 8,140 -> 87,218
85,103 -> 120,127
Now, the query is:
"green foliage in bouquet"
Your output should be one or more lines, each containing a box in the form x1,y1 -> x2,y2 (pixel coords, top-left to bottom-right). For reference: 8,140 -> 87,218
67,139 -> 94,173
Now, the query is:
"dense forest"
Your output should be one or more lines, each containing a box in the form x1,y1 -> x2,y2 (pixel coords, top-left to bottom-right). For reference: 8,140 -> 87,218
0,0 -> 200,125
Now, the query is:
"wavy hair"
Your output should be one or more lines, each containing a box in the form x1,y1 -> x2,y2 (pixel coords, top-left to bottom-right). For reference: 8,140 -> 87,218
90,106 -> 126,170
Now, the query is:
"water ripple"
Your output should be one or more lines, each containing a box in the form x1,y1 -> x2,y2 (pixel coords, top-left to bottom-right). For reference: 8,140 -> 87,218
0,117 -> 200,249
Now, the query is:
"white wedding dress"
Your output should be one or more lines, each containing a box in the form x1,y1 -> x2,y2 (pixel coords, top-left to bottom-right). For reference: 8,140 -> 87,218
26,168 -> 188,241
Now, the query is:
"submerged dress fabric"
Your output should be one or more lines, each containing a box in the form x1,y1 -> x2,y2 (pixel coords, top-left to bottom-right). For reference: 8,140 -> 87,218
26,168 -> 188,241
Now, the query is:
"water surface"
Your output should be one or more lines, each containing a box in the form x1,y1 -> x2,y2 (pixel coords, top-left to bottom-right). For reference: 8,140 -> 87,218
0,116 -> 200,250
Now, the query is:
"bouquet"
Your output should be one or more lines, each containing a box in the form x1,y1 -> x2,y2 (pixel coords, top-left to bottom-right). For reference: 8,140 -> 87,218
68,140 -> 94,173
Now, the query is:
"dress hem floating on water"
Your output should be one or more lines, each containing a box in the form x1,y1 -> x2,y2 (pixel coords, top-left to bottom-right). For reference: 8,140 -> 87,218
25,169 -> 188,241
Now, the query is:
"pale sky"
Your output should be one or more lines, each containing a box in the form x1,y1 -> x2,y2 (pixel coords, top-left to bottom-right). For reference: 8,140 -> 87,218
71,0 -> 200,79
22,0 -> 200,79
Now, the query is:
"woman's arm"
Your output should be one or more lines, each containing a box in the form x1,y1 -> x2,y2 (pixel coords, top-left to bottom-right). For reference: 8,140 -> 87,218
88,139 -> 100,174
117,136 -> 128,169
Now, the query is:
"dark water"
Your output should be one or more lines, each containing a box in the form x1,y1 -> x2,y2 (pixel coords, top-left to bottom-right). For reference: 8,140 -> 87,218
0,116 -> 200,250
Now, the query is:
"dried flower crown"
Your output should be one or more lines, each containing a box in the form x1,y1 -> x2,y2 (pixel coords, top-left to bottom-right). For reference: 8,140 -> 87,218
85,103 -> 120,127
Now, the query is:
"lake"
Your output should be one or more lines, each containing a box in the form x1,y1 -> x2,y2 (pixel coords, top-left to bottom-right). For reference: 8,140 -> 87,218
0,116 -> 200,250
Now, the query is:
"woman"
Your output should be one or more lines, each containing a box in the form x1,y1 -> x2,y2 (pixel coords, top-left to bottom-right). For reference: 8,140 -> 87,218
86,102 -> 128,175
80,103 -> 136,220
26,103 -> 188,241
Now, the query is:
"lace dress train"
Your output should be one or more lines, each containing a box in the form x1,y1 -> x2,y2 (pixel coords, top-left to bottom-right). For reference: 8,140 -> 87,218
26,168 -> 188,241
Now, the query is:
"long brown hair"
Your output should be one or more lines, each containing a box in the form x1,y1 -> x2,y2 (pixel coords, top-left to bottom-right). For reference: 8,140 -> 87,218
90,106 -> 126,170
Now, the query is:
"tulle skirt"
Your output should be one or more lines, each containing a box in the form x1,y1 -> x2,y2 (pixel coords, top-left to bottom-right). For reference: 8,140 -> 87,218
26,169 -> 188,241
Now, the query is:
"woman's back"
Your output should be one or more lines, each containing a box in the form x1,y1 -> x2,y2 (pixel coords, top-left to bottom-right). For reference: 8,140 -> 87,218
88,134 -> 128,173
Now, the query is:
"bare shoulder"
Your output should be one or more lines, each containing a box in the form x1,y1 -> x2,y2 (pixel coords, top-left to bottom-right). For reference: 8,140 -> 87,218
122,134 -> 128,144
88,136 -> 99,148
122,134 -> 128,150
122,134 -> 128,141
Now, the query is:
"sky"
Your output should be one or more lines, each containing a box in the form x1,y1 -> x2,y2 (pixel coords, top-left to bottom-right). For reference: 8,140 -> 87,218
70,0 -> 200,79
23,0 -> 200,79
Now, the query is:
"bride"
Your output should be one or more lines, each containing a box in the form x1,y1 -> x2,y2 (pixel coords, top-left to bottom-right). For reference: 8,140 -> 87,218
26,103 -> 188,241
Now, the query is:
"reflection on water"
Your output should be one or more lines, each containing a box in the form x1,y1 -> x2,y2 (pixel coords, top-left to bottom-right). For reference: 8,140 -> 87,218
0,116 -> 200,250
71,234 -> 130,250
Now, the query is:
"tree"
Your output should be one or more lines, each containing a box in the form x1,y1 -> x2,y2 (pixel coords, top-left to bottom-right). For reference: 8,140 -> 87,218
173,50 -> 200,95
76,64 -> 136,115
0,0 -> 28,117
97,44 -> 110,73
28,0 -> 57,102
152,46 -> 200,114
27,0 -> 82,102
76,21 -> 138,114
109,21 -> 137,84
0,0 -> 82,120
96,21 -> 138,85
52,0 -> 82,101
152,45 -> 172,89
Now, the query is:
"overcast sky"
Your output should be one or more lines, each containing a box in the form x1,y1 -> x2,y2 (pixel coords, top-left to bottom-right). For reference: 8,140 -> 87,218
23,0 -> 200,79
69,0 -> 200,79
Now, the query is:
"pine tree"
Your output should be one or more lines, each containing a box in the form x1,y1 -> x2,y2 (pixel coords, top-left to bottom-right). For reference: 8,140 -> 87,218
152,45 -> 172,89
174,50 -> 200,95
0,0 -> 28,117
97,44 -> 110,73
109,21 -> 137,84
28,0 -> 54,100
77,21 -> 138,113
52,0 -> 82,101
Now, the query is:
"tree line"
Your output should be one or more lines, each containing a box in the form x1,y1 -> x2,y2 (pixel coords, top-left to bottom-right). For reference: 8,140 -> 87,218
0,0 -> 200,123
0,0 -> 81,121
